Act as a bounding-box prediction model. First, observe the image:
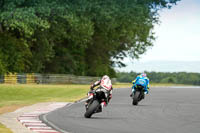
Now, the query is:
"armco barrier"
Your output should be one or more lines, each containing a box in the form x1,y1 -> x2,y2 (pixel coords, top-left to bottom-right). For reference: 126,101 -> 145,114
0,75 -> 4,83
0,74 -> 116,84
4,73 -> 17,84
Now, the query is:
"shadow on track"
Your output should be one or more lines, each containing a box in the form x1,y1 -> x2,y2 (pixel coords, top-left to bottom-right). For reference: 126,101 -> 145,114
85,116 -> 127,120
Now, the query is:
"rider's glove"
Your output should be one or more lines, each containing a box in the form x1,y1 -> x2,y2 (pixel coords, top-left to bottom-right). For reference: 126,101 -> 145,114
90,86 -> 94,90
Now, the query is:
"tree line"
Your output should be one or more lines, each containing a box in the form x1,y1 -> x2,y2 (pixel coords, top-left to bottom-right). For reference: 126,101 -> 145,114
0,0 -> 179,77
117,71 -> 200,85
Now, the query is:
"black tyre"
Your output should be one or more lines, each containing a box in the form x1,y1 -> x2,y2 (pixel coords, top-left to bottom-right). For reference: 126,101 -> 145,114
84,100 -> 100,118
132,91 -> 140,105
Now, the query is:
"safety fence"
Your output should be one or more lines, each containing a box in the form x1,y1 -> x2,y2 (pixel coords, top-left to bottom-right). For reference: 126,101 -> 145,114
0,73 -> 116,84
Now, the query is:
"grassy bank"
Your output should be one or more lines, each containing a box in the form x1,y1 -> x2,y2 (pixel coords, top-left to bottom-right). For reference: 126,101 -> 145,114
0,84 -> 91,112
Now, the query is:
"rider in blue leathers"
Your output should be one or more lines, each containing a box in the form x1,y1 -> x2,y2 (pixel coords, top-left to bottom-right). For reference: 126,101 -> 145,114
130,73 -> 150,98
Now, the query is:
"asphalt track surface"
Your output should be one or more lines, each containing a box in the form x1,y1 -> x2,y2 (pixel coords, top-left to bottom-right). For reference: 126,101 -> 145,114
41,87 -> 200,133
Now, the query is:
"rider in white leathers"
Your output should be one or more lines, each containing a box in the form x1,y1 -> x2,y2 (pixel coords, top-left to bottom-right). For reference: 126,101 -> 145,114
85,75 -> 113,111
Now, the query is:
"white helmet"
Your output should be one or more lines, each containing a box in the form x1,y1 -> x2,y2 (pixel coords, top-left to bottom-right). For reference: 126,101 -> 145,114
102,75 -> 110,80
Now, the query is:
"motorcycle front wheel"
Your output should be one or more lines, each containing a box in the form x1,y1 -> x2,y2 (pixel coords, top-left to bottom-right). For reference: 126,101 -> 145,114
132,91 -> 140,105
84,100 -> 100,118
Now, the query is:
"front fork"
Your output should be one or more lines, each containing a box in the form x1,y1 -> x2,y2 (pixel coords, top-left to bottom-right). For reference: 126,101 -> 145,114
131,86 -> 135,93
85,92 -> 94,109
131,86 -> 144,100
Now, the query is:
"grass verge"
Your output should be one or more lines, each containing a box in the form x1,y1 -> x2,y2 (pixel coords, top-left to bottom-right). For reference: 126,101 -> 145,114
0,123 -> 12,133
0,84 -> 92,110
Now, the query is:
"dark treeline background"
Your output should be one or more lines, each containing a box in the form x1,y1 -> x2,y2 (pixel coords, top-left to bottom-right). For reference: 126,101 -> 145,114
117,72 -> 200,85
0,0 -> 179,77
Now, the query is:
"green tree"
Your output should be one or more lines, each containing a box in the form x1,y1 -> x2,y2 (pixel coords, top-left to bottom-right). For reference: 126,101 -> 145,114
0,0 -> 180,76
0,33 -> 31,73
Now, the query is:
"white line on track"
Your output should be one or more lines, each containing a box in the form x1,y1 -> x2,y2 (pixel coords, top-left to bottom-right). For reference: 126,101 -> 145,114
32,129 -> 60,133
27,126 -> 52,130
23,123 -> 47,127
41,103 -> 74,133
